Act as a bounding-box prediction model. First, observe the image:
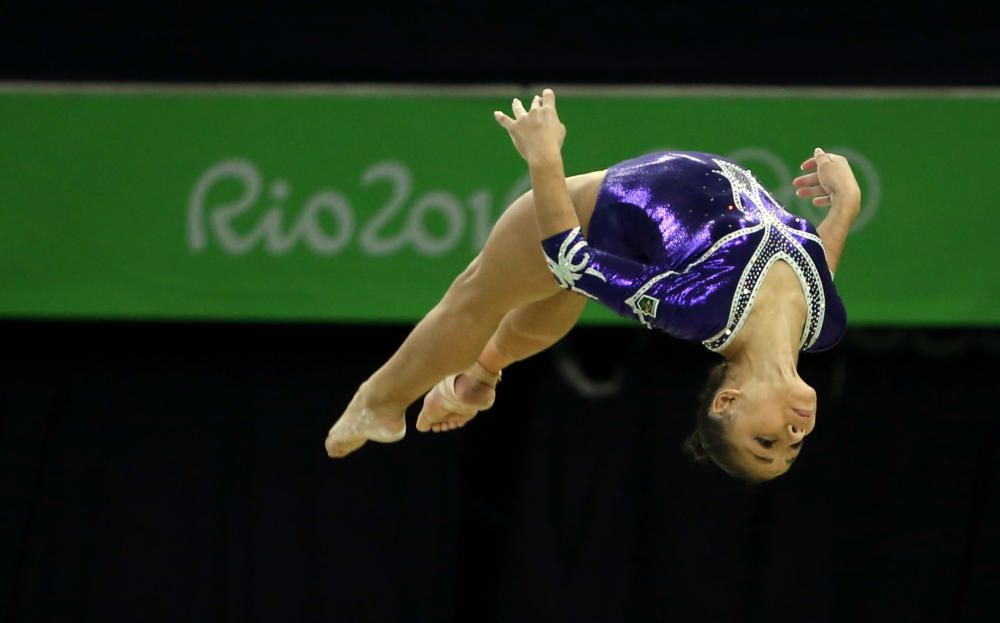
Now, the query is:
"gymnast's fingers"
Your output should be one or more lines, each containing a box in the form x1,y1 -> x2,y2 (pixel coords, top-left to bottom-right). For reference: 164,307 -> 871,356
813,147 -> 835,164
793,172 -> 819,187
800,156 -> 817,172
542,88 -> 556,108
512,98 -> 528,119
530,94 -> 542,110
812,195 -> 832,207
796,185 -> 828,198
494,110 -> 514,128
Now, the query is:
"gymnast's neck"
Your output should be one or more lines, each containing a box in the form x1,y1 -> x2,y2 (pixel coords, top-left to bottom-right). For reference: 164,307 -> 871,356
721,291 -> 805,383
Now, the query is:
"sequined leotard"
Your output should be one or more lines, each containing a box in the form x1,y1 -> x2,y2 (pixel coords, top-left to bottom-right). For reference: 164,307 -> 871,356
541,151 -> 847,352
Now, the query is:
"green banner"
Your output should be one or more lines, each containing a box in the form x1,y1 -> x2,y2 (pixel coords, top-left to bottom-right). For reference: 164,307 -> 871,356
1,86 -> 997,325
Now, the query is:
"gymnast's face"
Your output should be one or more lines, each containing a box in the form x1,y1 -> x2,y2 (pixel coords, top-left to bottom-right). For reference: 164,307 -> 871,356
713,376 -> 817,480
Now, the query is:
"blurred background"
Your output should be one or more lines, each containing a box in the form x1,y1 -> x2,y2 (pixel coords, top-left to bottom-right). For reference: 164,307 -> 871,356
1,2 -> 998,622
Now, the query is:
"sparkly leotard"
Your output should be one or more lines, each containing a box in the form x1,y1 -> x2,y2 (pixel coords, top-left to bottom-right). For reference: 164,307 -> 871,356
541,151 -> 847,352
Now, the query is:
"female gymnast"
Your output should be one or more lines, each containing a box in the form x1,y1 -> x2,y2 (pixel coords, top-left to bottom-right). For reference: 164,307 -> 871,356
325,88 -> 860,482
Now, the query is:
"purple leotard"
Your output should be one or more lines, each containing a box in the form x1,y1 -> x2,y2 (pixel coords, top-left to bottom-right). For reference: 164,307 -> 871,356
541,151 -> 847,353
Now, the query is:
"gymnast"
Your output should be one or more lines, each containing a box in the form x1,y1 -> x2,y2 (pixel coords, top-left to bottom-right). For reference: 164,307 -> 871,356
326,88 -> 860,482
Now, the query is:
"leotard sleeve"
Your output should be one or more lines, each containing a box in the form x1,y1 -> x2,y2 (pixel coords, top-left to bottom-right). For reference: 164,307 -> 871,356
541,227 -> 716,335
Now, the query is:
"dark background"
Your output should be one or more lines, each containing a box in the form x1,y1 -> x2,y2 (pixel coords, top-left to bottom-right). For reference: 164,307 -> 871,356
0,1 -> 997,86
1,2 -> 998,622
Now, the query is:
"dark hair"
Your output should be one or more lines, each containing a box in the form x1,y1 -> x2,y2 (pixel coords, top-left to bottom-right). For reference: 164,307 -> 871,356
682,361 -> 764,484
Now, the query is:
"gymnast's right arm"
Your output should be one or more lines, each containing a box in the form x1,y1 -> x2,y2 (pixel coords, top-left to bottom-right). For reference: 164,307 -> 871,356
793,147 -> 861,274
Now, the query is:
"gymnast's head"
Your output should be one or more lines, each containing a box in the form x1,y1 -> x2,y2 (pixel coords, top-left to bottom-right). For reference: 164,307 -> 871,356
682,361 -> 817,482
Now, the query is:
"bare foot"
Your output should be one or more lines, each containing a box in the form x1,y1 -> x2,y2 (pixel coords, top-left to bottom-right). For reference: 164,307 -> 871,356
325,387 -> 406,458
415,363 -> 500,433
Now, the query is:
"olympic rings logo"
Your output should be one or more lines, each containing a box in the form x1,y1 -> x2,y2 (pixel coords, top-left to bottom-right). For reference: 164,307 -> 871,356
647,146 -> 880,233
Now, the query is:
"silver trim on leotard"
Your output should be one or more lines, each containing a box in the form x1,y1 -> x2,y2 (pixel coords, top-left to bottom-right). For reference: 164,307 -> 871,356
701,159 -> 826,352
546,226 -> 607,300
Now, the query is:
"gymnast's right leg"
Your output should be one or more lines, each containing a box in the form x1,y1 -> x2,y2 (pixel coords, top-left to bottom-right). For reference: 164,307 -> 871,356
416,290 -> 586,432
325,171 -> 604,458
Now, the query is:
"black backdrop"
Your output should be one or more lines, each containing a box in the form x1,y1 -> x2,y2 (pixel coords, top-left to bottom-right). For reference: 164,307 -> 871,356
2,2 -> 999,622
1,323 -> 998,622
0,1 -> 996,85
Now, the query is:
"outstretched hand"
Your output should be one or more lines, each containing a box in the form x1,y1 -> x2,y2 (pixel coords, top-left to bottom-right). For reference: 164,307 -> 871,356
793,147 -> 861,217
494,88 -> 566,165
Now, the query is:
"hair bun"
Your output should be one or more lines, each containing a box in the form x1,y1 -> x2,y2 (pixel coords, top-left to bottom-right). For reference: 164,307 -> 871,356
682,430 -> 710,463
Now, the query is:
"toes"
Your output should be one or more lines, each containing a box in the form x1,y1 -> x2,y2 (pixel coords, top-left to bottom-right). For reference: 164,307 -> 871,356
416,391 -> 449,432
325,436 -> 364,458
416,406 -> 439,433
431,419 -> 461,433
416,404 -> 434,433
425,410 -> 477,434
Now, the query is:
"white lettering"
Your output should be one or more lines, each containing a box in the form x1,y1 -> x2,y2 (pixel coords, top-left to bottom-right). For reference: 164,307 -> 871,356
188,159 -> 260,253
359,161 -> 411,256
408,191 -> 465,255
293,191 -> 354,255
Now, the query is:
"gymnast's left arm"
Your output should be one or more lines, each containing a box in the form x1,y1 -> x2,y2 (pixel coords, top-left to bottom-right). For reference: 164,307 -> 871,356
793,147 -> 861,274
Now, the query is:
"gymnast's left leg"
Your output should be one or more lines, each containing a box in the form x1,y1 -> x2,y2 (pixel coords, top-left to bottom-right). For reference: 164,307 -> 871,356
324,171 -> 604,458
